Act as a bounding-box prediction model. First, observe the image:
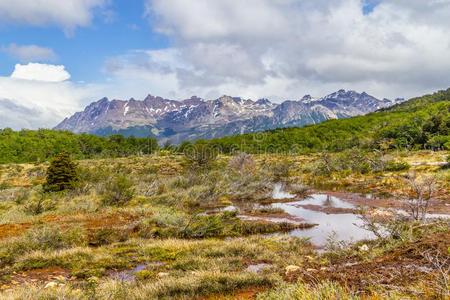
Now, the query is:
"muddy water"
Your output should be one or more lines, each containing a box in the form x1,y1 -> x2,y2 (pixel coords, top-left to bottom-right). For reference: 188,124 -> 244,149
292,193 -> 356,209
264,191 -> 449,246
263,184 -> 374,246
270,197 -> 374,246
272,183 -> 296,200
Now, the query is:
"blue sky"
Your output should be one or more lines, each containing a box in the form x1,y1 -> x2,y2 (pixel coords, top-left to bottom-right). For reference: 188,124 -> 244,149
0,0 -> 449,129
362,0 -> 381,14
0,0 -> 383,82
0,1 -> 168,82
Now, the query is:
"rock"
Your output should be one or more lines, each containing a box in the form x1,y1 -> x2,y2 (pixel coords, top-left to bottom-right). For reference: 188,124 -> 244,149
158,272 -> 169,277
285,265 -> 301,276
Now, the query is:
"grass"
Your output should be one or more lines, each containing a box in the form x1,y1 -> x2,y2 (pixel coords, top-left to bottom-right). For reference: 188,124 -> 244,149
0,150 -> 448,299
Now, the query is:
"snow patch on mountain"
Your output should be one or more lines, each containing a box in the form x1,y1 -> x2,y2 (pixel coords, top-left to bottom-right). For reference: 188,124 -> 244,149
55,90 -> 404,142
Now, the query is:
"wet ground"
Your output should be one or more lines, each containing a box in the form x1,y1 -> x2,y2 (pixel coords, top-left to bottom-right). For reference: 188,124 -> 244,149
269,195 -> 374,246
321,190 -> 450,214
235,184 -> 450,247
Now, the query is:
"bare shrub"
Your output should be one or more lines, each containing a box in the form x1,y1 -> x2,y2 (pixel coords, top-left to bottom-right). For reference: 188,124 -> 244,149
422,249 -> 449,298
23,189 -> 56,215
265,159 -> 293,182
399,172 -> 437,221
183,144 -> 219,172
228,152 -> 256,176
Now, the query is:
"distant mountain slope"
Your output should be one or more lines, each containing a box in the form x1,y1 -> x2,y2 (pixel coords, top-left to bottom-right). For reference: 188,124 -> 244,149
55,90 -> 402,143
203,88 -> 450,153
2,89 -> 448,164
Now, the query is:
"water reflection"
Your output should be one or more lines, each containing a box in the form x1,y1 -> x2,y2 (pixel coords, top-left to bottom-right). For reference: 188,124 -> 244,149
272,200 -> 374,246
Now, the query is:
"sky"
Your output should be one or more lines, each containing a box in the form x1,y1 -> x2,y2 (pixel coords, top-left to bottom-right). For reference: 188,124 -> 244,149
1,0 -> 450,129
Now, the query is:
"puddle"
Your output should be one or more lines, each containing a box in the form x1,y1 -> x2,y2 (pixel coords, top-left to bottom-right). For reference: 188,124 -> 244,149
109,262 -> 165,282
238,215 -> 305,224
293,194 -> 356,209
271,200 -> 374,246
221,205 -> 239,212
268,194 -> 450,246
272,183 -> 296,199
110,264 -> 147,282
261,190 -> 373,246
212,184 -> 449,247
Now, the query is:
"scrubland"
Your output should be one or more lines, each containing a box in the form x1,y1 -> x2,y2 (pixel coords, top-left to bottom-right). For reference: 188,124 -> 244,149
0,150 -> 448,299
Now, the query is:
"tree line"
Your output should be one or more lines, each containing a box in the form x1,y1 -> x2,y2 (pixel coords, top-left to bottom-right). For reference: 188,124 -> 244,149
1,88 -> 449,164
0,129 -> 158,164
191,89 -> 450,154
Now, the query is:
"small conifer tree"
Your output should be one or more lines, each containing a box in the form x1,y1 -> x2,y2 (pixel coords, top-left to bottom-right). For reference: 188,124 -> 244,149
44,152 -> 78,192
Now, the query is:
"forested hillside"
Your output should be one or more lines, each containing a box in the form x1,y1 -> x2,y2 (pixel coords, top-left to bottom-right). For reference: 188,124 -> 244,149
1,89 -> 449,164
201,88 -> 450,153
0,129 -> 158,164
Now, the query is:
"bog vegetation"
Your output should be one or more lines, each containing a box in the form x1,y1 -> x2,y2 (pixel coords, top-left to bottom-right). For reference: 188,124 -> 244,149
0,89 -> 448,299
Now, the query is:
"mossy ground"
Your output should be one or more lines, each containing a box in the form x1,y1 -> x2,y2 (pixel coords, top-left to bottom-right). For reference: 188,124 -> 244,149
0,150 -> 448,299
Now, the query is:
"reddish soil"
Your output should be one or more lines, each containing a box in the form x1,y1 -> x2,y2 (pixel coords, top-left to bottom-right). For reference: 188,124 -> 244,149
199,287 -> 267,300
293,204 -> 357,214
9,267 -> 71,285
0,223 -> 31,240
294,230 -> 450,294
0,212 -> 141,241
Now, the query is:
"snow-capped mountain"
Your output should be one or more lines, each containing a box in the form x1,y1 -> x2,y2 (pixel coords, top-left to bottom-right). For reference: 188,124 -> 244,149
55,90 -> 403,143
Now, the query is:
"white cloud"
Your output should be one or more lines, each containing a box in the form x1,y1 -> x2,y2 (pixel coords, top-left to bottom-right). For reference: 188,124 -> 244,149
2,44 -> 57,62
0,0 -> 107,33
3,0 -> 450,130
0,76 -> 105,130
11,63 -> 71,82
0,63 -> 106,129
135,0 -> 450,100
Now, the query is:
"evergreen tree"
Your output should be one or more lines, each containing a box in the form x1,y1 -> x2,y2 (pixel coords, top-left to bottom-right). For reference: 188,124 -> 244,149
43,152 -> 78,192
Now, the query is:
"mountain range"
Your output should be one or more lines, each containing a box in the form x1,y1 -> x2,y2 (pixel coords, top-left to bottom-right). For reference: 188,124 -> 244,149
55,90 -> 404,143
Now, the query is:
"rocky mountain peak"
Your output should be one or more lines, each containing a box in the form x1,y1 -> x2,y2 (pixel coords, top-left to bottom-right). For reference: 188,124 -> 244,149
55,90 -> 404,142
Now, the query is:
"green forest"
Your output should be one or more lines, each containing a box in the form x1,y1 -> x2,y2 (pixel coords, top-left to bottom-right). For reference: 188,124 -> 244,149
0,129 -> 158,164
1,88 -> 449,164
201,88 -> 450,154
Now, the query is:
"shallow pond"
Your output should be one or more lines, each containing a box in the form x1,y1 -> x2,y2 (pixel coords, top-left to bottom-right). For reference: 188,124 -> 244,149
265,191 -> 449,246
270,194 -> 374,246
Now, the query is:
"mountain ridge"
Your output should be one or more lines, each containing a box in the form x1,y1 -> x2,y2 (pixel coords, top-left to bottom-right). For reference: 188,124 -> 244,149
55,90 -> 404,143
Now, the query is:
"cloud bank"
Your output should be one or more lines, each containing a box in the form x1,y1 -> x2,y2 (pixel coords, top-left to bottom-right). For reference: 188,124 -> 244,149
2,0 -> 450,130
0,0 -> 107,34
2,44 -> 57,62
108,0 -> 450,101
0,64 -> 103,129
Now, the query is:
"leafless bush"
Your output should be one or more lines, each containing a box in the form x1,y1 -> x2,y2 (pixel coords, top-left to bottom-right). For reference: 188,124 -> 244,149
358,208 -> 412,241
400,172 -> 437,221
228,152 -> 256,176
422,249 -> 449,298
267,159 -> 293,182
